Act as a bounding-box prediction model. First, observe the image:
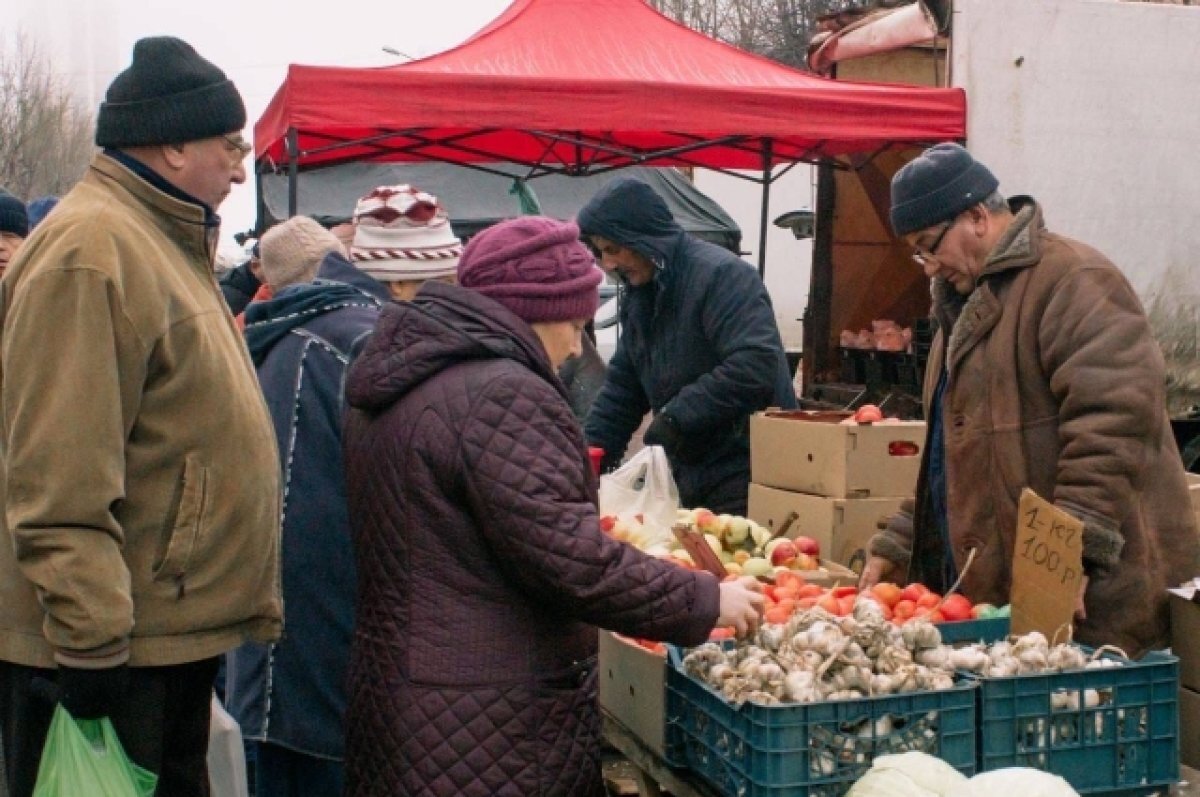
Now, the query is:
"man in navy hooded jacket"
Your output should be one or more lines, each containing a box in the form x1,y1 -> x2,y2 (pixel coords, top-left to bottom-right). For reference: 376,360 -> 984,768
225,216 -> 387,796
579,177 -> 796,514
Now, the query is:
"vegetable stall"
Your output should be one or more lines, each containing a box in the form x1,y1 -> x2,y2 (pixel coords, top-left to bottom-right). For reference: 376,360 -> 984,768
247,0 -> 1189,794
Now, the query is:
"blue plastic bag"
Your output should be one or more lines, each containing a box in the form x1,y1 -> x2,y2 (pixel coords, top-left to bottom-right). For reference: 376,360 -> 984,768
32,706 -> 157,797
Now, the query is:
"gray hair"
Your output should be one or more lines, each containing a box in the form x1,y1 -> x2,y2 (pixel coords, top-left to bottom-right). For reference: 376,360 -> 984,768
981,190 -> 1008,213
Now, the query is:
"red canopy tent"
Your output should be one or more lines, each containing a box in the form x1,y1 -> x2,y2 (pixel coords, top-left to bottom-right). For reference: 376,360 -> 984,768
254,0 -> 965,269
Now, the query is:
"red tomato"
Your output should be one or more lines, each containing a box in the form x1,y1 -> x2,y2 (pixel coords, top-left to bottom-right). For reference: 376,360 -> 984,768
709,626 -> 735,640
871,582 -> 902,608
900,583 -> 930,603
797,596 -> 820,610
817,593 -> 843,615
940,594 -> 974,622
763,585 -> 779,603
832,586 -> 859,599
798,584 -> 825,599
916,592 -> 942,610
764,606 -> 793,625
893,599 -> 917,620
838,595 -> 857,616
775,570 -> 805,591
923,609 -> 946,624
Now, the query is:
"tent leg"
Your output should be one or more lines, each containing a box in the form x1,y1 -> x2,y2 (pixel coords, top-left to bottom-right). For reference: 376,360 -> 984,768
757,140 -> 773,279
287,128 -> 299,218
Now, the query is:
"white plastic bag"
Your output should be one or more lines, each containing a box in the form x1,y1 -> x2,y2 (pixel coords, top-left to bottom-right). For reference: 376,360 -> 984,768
847,752 -> 965,797
206,695 -> 249,797
598,445 -> 679,536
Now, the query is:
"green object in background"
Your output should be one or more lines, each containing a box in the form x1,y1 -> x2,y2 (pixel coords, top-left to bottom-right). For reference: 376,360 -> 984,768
33,706 -> 157,797
508,178 -> 543,216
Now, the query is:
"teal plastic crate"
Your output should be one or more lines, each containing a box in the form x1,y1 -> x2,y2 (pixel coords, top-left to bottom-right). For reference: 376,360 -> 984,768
666,646 -> 977,797
974,648 -> 1178,796
937,617 -> 1010,645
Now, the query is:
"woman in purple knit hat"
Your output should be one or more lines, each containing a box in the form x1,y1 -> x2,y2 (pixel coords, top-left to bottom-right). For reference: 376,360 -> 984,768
340,216 -> 763,797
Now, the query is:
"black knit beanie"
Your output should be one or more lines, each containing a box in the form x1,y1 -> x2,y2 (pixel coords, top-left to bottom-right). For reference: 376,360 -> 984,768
0,191 -> 29,239
95,37 -> 246,148
890,143 -> 1000,237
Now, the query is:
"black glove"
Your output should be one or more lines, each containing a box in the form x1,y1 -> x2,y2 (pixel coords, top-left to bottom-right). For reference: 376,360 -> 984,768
643,413 -> 685,457
56,664 -> 129,719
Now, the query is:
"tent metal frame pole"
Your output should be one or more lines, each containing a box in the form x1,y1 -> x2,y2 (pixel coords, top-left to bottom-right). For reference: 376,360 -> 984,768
287,128 -> 299,218
757,139 -> 773,279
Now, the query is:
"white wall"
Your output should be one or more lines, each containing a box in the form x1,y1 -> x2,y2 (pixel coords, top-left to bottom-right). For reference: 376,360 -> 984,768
693,167 -> 815,351
955,0 -> 1200,300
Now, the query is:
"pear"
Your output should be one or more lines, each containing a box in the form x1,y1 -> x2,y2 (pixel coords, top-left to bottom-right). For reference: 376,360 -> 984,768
742,557 -> 773,578
749,523 -> 773,549
725,516 -> 750,545
704,533 -> 723,556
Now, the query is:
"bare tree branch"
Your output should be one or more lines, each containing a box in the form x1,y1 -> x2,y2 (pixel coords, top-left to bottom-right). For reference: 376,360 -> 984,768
0,33 -> 95,201
649,0 -> 866,69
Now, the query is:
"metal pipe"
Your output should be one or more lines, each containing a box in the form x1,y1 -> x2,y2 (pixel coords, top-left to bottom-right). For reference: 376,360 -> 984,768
757,139 -> 773,278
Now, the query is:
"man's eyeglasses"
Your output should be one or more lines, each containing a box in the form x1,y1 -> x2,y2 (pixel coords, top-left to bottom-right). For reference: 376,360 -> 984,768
222,134 -> 253,161
911,219 -> 954,266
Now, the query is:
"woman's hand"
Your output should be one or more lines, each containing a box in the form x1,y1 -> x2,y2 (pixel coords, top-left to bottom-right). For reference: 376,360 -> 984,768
716,577 -> 765,637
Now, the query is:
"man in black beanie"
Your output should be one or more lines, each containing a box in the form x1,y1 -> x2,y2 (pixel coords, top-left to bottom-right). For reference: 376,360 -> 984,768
0,37 -> 282,797
0,189 -> 29,276
860,143 -> 1198,658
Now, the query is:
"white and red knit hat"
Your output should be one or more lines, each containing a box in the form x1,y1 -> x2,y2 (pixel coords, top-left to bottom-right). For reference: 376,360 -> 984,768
350,184 -> 463,282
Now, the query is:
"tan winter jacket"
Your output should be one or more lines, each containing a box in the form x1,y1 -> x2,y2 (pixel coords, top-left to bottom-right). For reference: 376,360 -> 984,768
0,153 -> 282,669
870,198 -> 1199,654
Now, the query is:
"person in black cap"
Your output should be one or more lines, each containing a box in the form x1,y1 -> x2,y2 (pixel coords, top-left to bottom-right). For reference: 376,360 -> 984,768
861,143 -> 1198,657
0,189 -> 29,276
0,37 -> 282,797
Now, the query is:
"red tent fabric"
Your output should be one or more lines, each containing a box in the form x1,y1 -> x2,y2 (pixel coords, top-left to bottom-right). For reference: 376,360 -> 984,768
254,0 -> 965,172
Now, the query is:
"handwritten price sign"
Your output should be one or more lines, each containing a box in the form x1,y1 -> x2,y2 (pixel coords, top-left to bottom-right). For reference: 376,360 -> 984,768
1010,488 -> 1084,639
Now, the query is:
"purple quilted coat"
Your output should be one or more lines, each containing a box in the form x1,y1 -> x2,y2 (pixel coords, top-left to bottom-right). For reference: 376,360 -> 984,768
341,281 -> 721,797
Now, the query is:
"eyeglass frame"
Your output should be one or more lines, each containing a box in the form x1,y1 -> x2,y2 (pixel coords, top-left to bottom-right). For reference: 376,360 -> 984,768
222,134 -> 253,161
910,218 -> 955,266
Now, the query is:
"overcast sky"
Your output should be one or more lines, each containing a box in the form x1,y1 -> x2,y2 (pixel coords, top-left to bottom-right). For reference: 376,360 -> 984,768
11,0 -> 512,257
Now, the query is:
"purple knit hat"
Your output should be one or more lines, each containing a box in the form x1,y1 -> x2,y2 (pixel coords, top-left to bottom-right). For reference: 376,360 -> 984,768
458,217 -> 603,323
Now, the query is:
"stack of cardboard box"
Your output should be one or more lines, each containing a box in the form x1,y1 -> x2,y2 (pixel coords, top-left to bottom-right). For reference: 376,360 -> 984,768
747,411 -> 926,569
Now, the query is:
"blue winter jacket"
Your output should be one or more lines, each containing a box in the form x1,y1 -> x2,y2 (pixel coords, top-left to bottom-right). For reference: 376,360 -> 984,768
225,252 -> 387,759
579,177 -> 796,514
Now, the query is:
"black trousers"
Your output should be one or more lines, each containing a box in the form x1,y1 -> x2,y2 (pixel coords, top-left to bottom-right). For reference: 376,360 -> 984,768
0,657 -> 219,797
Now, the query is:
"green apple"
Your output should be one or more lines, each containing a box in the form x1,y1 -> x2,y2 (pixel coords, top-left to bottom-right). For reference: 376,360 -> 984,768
742,557 -> 773,578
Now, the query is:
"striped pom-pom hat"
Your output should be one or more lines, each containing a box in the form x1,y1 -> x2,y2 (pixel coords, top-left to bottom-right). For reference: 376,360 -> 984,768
351,185 -> 463,282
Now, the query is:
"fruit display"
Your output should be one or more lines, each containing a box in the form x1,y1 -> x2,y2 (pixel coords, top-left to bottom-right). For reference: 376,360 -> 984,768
669,507 -> 823,578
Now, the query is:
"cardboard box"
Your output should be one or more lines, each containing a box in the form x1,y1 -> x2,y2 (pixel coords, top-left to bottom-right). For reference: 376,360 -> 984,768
598,631 -> 667,756
750,410 -> 924,498
1182,685 -> 1200,769
1171,591 -> 1200,691
747,482 -> 906,568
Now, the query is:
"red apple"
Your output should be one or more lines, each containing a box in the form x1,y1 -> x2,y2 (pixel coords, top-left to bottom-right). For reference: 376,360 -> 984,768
767,538 -> 798,567
793,536 -> 820,557
693,508 -> 719,533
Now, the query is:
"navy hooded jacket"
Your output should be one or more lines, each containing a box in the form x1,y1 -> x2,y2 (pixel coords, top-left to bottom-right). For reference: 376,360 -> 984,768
578,177 -> 796,514
225,252 -> 386,759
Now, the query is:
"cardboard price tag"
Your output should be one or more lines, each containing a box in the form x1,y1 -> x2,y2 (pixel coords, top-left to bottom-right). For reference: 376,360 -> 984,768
1010,488 -> 1084,639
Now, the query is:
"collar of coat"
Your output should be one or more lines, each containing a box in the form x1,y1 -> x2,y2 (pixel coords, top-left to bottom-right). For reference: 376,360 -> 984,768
89,153 -> 218,266
933,196 -> 1042,369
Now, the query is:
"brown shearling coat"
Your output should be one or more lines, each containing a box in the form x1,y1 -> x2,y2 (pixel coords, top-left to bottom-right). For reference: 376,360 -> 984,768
871,198 -> 1199,655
